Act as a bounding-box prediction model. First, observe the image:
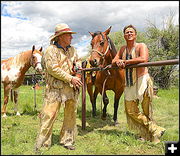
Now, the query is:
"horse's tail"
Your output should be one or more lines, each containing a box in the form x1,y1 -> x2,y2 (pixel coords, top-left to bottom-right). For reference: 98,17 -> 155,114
10,89 -> 14,103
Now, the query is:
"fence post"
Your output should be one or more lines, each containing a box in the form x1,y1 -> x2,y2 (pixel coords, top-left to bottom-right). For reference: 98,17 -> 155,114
81,70 -> 86,130
32,74 -> 37,111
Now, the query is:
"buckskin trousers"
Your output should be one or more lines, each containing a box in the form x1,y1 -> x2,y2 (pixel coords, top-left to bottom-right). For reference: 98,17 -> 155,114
35,98 -> 77,150
124,89 -> 166,142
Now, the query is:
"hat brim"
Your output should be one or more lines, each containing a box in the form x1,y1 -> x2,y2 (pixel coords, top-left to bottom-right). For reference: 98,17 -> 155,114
50,31 -> 76,41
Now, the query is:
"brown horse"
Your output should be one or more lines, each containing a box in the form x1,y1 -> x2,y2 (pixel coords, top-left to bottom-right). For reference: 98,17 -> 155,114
88,26 -> 125,125
1,45 -> 43,117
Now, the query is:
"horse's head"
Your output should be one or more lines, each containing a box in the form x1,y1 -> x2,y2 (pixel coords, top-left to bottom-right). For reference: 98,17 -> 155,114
89,26 -> 112,67
30,45 -> 43,73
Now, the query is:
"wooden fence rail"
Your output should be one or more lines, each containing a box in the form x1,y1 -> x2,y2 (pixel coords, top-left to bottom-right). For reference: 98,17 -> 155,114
81,59 -> 179,72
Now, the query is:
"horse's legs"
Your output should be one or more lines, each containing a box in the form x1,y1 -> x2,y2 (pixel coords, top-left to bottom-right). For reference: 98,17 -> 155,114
87,83 -> 96,116
92,87 -> 99,116
2,84 -> 11,117
14,90 -> 20,116
101,91 -> 109,120
113,90 -> 124,126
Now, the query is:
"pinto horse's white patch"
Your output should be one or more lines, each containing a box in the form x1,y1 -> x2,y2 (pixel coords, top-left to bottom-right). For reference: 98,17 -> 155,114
1,63 -> 23,82
1,45 -> 43,117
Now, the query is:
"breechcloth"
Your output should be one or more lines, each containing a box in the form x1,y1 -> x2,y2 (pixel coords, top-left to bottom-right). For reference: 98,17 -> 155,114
35,85 -> 78,149
124,74 -> 164,141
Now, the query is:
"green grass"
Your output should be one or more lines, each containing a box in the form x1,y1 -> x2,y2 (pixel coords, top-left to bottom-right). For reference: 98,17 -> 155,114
1,85 -> 179,155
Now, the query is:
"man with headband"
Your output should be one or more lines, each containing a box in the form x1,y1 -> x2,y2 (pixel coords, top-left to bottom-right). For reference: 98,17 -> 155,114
112,24 -> 166,143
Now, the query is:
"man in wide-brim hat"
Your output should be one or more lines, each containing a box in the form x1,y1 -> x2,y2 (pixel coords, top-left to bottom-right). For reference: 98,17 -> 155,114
35,23 -> 82,151
49,23 -> 77,43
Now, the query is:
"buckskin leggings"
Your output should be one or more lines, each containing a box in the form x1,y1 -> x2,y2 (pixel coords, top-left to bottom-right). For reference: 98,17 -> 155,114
35,98 -> 77,149
124,89 -> 161,141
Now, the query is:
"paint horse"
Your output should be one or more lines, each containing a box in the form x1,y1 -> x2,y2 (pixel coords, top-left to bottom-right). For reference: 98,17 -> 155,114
88,26 -> 125,125
1,45 -> 43,117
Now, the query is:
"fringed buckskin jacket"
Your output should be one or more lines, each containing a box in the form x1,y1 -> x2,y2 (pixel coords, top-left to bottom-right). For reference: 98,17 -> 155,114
42,44 -> 81,105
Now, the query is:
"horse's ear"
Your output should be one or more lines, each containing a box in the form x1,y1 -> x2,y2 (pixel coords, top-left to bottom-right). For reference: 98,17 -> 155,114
89,32 -> 94,37
39,47 -> 43,52
32,45 -> 35,53
104,26 -> 112,35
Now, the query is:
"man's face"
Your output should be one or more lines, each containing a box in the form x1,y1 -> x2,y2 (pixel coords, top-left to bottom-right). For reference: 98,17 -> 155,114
124,28 -> 136,41
58,33 -> 73,46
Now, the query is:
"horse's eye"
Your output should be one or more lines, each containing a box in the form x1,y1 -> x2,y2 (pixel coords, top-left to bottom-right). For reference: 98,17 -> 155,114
100,41 -> 104,46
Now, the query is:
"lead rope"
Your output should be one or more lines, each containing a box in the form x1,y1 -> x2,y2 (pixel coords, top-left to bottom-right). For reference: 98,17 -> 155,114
99,41 -> 111,116
100,69 -> 111,116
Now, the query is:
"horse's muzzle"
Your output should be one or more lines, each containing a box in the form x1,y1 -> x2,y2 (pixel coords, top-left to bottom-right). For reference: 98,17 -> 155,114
36,67 -> 43,74
89,59 -> 99,67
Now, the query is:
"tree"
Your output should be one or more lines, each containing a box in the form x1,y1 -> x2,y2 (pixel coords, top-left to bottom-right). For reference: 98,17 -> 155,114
145,11 -> 179,89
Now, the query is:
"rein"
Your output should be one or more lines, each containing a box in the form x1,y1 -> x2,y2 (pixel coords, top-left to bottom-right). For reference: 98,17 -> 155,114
100,70 -> 111,115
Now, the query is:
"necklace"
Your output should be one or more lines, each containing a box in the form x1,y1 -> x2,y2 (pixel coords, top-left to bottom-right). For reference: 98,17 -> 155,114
126,43 -> 136,54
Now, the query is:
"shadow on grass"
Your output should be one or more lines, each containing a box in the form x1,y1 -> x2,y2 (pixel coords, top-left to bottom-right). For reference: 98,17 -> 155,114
51,134 -> 61,146
2,112 -> 16,117
22,109 -> 40,116
76,108 -> 121,136
1,111 -> 39,117
97,129 -> 136,138
51,129 -> 136,146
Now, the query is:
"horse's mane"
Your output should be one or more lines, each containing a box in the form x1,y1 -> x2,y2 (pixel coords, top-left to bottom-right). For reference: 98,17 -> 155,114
4,50 -> 32,67
107,37 -> 117,58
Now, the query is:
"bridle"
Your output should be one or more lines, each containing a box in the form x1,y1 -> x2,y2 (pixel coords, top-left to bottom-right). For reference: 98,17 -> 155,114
91,32 -> 111,60
30,54 -> 41,68
91,44 -> 110,59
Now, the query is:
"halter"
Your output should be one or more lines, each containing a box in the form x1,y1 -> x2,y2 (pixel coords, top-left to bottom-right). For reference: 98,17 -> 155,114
91,44 -> 110,58
33,61 -> 42,68
91,35 -> 111,59
30,55 -> 41,68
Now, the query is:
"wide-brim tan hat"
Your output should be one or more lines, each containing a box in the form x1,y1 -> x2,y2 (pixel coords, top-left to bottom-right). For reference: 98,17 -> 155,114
49,23 -> 76,41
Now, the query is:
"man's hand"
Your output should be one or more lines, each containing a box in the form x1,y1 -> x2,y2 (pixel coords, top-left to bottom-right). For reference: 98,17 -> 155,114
116,59 -> 126,68
112,59 -> 126,68
71,76 -> 83,90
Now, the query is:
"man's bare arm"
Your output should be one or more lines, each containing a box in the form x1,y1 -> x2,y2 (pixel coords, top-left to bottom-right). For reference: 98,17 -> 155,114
125,43 -> 148,65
